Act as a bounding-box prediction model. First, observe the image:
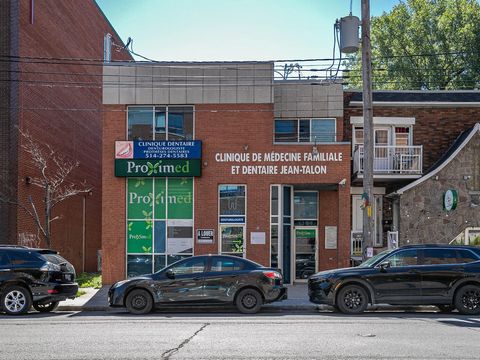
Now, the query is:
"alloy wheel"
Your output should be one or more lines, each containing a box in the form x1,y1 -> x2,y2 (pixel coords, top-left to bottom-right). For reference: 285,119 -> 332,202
4,290 -> 27,313
461,289 -> 480,311
131,294 -> 148,310
343,289 -> 363,310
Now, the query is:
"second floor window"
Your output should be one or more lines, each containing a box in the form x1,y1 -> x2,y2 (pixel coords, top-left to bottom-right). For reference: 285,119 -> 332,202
274,118 -> 336,143
128,106 -> 194,141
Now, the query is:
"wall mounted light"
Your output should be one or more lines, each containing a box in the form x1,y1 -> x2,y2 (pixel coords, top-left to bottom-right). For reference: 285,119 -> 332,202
25,176 -> 31,184
243,144 -> 249,152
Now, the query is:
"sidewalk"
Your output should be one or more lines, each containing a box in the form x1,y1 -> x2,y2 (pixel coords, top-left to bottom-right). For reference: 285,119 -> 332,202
57,283 -> 438,313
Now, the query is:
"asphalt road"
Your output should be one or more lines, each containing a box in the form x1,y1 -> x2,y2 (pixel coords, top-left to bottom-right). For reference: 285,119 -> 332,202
1,309 -> 479,360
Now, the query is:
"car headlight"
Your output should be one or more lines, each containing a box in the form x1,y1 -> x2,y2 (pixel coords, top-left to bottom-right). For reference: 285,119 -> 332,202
112,280 -> 129,288
40,262 -> 61,272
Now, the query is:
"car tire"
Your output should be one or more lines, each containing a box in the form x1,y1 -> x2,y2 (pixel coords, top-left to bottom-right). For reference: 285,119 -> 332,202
1,285 -> 32,315
33,301 -> 60,313
235,288 -> 263,314
454,285 -> 480,315
125,288 -> 154,315
337,285 -> 368,314
436,304 -> 454,313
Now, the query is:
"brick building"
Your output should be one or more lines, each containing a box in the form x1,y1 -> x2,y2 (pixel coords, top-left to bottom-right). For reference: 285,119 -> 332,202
344,91 -> 480,257
0,0 -> 132,271
101,62 -> 351,284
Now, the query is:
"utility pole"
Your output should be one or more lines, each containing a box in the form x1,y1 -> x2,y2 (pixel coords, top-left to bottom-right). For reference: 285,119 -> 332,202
361,0 -> 375,261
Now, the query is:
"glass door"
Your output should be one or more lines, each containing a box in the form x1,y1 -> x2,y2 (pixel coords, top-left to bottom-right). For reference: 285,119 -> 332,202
294,228 -> 317,281
374,128 -> 391,171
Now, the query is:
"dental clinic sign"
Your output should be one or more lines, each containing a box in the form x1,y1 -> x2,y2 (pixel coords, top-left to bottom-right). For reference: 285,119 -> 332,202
115,140 -> 202,177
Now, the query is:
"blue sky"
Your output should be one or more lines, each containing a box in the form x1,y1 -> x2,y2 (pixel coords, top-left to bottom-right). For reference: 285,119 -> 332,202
96,0 -> 400,62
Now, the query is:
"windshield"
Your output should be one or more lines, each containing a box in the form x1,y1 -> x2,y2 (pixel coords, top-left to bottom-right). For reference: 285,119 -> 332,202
357,249 -> 393,268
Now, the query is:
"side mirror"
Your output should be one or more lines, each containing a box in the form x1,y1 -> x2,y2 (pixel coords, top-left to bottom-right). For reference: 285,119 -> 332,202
379,261 -> 391,271
166,269 -> 175,279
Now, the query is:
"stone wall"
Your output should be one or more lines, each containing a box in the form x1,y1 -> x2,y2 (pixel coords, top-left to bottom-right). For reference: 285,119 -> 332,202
399,132 -> 480,245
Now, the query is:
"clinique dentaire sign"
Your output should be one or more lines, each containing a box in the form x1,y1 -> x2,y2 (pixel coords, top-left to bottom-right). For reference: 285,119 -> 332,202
114,140 -> 202,177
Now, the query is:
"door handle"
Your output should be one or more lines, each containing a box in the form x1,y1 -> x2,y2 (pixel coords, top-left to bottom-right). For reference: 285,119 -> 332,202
0,269 -> 9,272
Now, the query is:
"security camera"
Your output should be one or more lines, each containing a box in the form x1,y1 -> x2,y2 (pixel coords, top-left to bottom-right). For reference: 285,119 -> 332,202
338,178 -> 347,187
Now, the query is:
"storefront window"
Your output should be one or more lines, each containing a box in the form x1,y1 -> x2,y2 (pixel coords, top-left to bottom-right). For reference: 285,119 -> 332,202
270,185 -> 280,268
126,177 -> 193,277
221,225 -> 245,256
294,191 -> 318,220
274,120 -> 297,142
219,185 -> 246,216
128,106 -> 194,140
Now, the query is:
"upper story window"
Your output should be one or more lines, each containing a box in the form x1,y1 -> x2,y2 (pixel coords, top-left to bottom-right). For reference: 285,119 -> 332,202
128,106 -> 194,141
274,118 -> 336,143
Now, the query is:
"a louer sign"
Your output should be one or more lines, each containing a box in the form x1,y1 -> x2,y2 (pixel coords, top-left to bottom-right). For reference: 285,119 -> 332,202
115,159 -> 201,177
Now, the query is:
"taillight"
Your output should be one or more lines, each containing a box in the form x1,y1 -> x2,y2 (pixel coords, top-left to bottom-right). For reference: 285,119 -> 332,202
263,271 -> 282,280
47,289 -> 59,294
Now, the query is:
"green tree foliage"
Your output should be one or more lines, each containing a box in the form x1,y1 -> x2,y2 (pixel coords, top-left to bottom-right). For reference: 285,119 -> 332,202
345,0 -> 480,90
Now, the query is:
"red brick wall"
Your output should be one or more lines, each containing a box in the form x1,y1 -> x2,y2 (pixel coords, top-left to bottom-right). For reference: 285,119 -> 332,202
101,103 -> 351,284
12,0 -> 132,271
102,105 -> 127,284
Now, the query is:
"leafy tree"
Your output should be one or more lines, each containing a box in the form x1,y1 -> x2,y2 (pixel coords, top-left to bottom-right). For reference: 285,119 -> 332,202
345,0 -> 480,90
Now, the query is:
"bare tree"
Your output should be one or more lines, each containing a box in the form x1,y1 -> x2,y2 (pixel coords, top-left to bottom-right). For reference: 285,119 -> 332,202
0,129 -> 91,248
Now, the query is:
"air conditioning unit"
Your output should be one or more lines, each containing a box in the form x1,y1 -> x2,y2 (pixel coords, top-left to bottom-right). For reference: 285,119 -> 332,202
387,231 -> 399,250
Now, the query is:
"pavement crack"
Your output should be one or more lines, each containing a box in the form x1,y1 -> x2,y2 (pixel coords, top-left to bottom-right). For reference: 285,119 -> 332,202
161,322 -> 210,359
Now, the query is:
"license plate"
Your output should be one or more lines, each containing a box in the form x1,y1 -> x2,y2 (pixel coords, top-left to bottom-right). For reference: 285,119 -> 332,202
64,274 -> 73,281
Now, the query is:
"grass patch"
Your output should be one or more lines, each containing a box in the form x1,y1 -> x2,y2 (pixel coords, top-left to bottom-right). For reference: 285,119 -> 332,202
76,290 -> 87,298
76,272 -> 102,289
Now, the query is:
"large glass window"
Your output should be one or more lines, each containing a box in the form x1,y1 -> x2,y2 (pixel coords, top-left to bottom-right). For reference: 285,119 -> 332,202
294,191 -> 318,220
422,249 -> 479,265
128,107 -> 154,140
270,185 -> 280,268
220,225 -> 245,257
169,257 -> 206,275
126,177 -> 194,277
210,257 -> 246,272
128,106 -> 194,140
274,118 -> 336,143
219,185 -> 246,216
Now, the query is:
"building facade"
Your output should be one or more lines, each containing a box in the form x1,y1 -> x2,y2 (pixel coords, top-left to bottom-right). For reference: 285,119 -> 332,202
102,62 -> 351,284
344,91 -> 480,257
0,0 -> 131,271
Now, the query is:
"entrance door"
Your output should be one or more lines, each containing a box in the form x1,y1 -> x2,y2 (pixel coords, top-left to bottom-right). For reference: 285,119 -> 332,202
374,128 -> 391,171
294,228 -> 317,281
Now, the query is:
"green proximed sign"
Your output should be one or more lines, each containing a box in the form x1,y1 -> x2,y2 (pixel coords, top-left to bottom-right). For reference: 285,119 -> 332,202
115,159 -> 201,177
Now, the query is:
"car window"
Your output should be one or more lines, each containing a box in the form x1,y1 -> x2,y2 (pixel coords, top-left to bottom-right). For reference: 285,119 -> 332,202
454,250 -> 479,264
170,258 -> 206,275
0,251 -> 10,266
210,257 -> 246,272
8,250 -> 41,265
422,249 -> 479,265
385,249 -> 419,267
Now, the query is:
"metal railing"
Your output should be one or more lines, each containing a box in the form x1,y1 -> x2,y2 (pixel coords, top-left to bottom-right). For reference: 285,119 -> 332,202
353,145 -> 423,175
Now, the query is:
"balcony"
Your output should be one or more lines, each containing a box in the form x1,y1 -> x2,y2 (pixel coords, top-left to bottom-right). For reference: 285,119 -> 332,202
353,145 -> 423,180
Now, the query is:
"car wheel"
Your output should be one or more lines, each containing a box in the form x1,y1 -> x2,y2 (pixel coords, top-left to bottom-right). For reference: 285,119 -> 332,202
125,289 -> 154,315
337,285 -> 368,314
33,301 -> 59,313
1,285 -> 32,315
454,285 -> 480,315
436,304 -> 454,313
235,288 -> 263,314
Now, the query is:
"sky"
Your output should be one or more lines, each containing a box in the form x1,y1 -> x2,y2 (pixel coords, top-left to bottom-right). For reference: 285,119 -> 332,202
96,0 -> 401,62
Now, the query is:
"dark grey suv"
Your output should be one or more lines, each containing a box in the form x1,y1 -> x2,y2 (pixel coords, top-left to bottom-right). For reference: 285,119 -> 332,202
309,244 -> 480,314
0,245 -> 78,315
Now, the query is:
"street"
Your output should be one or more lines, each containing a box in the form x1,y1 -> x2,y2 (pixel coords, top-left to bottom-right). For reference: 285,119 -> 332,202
1,309 -> 479,359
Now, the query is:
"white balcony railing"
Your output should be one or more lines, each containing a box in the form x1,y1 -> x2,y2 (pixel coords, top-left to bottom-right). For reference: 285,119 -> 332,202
353,145 -> 423,175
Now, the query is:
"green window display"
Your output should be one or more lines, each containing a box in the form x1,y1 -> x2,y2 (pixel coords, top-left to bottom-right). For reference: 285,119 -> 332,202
126,177 -> 193,277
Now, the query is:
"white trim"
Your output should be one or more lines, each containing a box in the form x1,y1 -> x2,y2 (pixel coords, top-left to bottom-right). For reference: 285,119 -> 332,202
350,187 -> 386,195
350,101 -> 480,108
395,123 -> 480,195
350,116 -> 415,125
356,174 -> 422,180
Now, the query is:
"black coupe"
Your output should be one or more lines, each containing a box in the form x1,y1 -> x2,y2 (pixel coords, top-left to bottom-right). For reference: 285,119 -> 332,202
109,255 -> 287,314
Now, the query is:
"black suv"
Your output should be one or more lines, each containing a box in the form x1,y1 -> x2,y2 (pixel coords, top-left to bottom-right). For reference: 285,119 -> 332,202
308,244 -> 480,314
0,245 -> 78,315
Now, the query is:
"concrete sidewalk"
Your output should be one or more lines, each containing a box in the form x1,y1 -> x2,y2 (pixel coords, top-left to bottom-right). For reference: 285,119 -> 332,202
57,283 -> 439,313
57,284 -> 316,312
